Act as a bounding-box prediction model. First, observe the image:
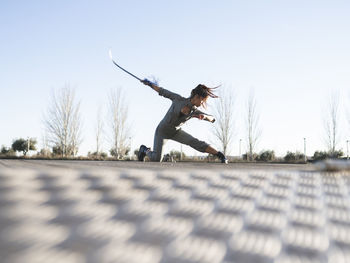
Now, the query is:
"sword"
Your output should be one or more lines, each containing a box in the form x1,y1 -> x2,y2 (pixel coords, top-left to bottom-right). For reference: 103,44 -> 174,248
109,49 -> 143,82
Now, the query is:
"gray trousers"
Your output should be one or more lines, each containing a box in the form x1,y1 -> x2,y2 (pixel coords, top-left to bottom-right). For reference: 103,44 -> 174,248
147,126 -> 209,162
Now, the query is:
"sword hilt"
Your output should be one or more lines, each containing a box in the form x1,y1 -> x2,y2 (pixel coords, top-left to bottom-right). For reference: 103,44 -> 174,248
141,79 -> 155,87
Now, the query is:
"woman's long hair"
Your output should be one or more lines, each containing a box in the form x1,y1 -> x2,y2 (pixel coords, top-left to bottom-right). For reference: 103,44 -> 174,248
190,84 -> 219,108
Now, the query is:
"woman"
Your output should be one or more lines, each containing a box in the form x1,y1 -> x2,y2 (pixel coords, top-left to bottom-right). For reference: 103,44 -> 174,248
138,80 -> 228,164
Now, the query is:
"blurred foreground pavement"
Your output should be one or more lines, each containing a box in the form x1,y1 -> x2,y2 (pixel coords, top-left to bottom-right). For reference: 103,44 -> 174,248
1,160 -> 350,262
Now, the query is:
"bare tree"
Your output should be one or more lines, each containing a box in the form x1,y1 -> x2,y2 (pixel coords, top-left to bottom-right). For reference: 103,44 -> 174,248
40,132 -> 51,157
246,90 -> 261,161
212,86 -> 235,155
347,92 -> 350,146
95,105 -> 104,155
108,88 -> 130,159
324,91 -> 341,155
43,85 -> 83,157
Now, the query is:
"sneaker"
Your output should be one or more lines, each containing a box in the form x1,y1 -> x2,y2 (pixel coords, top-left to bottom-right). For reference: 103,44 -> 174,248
216,151 -> 228,164
138,145 -> 150,161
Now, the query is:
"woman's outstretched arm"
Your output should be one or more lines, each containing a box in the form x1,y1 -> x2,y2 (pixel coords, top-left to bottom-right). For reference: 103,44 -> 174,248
141,79 -> 182,101
141,79 -> 160,93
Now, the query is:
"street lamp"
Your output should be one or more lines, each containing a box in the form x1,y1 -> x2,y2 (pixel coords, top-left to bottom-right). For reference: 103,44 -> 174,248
27,137 -> 30,156
128,137 -> 132,158
180,144 -> 183,161
347,140 -> 349,160
303,138 -> 306,163
239,139 -> 242,158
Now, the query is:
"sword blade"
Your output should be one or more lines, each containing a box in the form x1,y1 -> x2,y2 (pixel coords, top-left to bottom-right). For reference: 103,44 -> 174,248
109,49 -> 142,82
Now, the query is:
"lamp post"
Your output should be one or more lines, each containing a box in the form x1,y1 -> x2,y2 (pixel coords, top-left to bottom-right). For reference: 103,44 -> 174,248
239,139 -> 242,158
180,144 -> 183,161
347,140 -> 349,160
27,137 -> 30,156
303,138 -> 306,163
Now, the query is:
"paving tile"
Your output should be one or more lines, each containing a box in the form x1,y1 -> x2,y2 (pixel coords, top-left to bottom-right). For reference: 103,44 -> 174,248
1,167 -> 350,262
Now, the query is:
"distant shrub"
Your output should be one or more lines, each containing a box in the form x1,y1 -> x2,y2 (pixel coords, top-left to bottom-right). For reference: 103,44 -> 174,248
52,145 -> 77,157
1,146 -> 10,155
284,151 -> 305,162
0,145 -> 16,157
100,152 -> 108,159
52,146 -> 63,157
312,151 -> 328,161
242,153 -> 258,161
38,148 -> 52,158
313,150 -> 343,161
257,150 -> 275,162
329,150 -> 344,159
88,151 -> 108,160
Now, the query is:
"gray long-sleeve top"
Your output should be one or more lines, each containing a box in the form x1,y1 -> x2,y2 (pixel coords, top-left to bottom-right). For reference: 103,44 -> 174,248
157,87 -> 213,132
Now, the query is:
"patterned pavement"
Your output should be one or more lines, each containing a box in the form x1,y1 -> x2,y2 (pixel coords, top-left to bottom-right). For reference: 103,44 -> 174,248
1,165 -> 350,262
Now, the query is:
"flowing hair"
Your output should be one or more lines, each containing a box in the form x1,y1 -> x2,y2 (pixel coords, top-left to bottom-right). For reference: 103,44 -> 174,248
190,84 -> 219,108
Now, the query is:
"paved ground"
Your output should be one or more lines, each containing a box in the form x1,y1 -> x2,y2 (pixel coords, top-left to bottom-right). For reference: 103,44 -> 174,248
0,159 -> 315,171
1,160 -> 350,262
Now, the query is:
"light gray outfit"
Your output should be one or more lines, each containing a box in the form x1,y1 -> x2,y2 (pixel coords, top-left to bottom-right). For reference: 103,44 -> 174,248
147,87 -> 211,162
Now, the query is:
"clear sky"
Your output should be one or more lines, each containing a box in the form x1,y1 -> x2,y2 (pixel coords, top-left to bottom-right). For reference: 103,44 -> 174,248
1,0 -> 350,157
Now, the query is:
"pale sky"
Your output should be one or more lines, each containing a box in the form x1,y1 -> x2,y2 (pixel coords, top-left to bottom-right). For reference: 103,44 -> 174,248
1,0 -> 350,157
